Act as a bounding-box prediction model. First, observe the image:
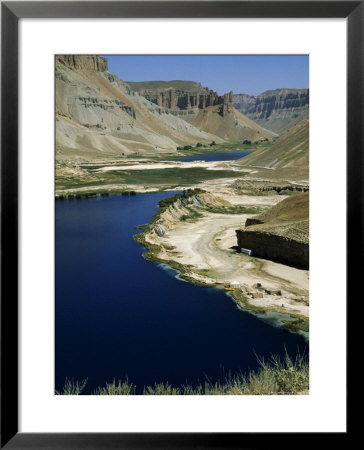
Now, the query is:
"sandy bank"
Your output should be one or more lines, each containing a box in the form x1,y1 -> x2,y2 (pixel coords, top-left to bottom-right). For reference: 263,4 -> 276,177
92,160 -> 252,173
139,190 -> 309,327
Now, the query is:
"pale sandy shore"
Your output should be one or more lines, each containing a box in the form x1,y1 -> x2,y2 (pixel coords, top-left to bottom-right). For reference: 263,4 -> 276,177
56,184 -> 161,196
146,191 -> 309,320
92,160 -> 252,173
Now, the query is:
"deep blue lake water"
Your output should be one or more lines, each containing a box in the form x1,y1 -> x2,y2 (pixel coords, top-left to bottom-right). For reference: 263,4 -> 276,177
56,192 -> 308,394
176,150 -> 251,162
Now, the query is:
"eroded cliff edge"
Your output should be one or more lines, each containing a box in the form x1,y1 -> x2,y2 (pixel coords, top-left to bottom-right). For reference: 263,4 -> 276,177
236,193 -> 309,269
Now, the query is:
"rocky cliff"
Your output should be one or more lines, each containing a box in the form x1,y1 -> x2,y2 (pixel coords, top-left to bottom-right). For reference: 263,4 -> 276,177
236,231 -> 308,269
236,193 -> 309,268
233,88 -> 309,134
129,80 -> 274,141
55,55 -> 222,161
127,80 -> 232,114
56,55 -> 108,72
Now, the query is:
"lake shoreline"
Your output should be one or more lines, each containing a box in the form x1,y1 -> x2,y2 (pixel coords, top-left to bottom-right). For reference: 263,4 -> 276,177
135,229 -> 309,336
134,190 -> 309,335
55,157 -> 253,199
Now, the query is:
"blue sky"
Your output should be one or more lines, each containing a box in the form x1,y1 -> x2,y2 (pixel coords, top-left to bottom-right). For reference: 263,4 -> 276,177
102,55 -> 309,96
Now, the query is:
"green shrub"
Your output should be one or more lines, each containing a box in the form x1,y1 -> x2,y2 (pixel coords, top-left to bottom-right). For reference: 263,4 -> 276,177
158,194 -> 182,209
180,211 -> 203,222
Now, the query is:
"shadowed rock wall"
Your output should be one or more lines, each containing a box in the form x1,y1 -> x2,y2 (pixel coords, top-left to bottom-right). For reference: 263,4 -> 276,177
236,230 -> 309,269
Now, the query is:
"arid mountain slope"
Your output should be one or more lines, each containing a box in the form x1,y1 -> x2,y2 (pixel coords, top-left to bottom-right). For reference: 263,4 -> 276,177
238,119 -> 309,180
233,89 -> 309,134
190,104 -> 276,142
56,56 -> 221,161
245,192 -> 309,236
128,80 -> 276,142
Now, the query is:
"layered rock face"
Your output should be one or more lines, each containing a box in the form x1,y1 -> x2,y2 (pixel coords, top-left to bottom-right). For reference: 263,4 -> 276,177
56,55 -> 108,72
129,80 -> 274,141
127,80 -> 232,114
56,55 -> 221,161
236,193 -> 309,269
220,91 -> 234,117
233,88 -> 309,134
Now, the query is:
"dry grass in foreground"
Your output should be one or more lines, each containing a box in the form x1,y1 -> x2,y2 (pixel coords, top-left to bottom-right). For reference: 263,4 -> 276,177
56,352 -> 308,396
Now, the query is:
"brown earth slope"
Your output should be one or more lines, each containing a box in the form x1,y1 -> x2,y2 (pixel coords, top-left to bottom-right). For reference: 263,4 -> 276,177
236,192 -> 309,268
190,104 -> 276,142
237,119 -> 309,181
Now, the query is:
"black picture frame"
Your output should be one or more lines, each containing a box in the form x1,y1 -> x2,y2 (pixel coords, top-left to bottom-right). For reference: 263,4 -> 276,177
1,1 -> 358,448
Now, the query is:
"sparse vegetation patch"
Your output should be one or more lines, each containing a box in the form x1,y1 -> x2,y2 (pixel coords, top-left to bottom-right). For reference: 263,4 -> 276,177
57,352 -> 309,395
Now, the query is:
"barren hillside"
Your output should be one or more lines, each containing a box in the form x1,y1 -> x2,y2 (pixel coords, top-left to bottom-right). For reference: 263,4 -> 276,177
190,104 -> 276,142
56,55 -> 222,161
237,119 -> 309,180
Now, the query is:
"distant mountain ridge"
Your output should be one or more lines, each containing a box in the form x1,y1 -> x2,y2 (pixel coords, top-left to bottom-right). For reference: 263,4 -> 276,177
128,80 -> 275,142
128,80 -> 230,111
233,88 -> 309,134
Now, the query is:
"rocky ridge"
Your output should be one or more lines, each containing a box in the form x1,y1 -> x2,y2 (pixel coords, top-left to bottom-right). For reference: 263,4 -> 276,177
127,80 -> 233,116
233,88 -> 309,134
126,80 -> 274,141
